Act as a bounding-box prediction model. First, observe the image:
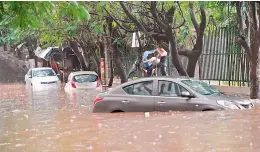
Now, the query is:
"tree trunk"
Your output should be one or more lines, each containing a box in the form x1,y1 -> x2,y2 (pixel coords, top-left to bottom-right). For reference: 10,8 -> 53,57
250,42 -> 259,99
167,33 -> 188,76
186,55 -> 200,77
78,46 -> 90,70
92,49 -> 101,75
108,51 -> 114,87
69,40 -> 88,71
34,55 -> 38,67
113,43 -> 127,84
101,36 -> 111,85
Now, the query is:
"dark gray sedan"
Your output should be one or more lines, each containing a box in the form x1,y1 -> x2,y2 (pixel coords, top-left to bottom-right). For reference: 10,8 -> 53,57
93,77 -> 254,113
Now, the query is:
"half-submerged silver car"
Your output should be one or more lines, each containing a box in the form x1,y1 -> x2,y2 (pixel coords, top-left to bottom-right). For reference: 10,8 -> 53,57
93,77 -> 254,113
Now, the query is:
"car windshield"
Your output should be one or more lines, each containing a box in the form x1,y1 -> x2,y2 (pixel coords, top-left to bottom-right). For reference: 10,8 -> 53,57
74,74 -> 97,83
181,80 -> 220,95
33,69 -> 56,77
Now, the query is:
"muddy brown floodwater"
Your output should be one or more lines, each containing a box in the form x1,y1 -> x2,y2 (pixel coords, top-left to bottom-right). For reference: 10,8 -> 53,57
1,83 -> 260,152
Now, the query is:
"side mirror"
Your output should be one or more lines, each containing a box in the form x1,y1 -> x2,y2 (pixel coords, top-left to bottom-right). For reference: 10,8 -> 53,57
181,91 -> 194,98
28,75 -> 32,78
57,73 -> 60,76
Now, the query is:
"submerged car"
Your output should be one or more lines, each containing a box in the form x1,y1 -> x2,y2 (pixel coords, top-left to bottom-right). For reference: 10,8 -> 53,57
24,67 -> 61,89
93,77 -> 253,113
64,71 -> 102,93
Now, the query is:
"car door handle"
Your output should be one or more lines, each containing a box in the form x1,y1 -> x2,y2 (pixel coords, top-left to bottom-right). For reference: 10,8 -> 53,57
122,100 -> 130,104
157,101 -> 166,104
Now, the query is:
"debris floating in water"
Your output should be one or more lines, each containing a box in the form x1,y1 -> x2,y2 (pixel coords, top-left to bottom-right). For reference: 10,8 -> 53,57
144,112 -> 150,118
86,145 -> 93,150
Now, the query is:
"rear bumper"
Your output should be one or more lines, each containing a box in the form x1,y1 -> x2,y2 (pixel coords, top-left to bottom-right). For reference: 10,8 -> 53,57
66,86 -> 102,92
31,83 -> 60,90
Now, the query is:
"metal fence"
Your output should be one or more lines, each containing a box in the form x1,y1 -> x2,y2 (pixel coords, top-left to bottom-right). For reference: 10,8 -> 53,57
199,26 -> 250,86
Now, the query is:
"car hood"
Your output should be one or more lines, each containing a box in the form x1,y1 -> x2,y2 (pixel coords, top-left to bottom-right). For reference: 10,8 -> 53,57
32,76 -> 59,82
206,93 -> 251,105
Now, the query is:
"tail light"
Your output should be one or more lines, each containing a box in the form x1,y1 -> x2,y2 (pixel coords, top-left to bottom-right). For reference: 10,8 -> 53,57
71,77 -> 76,88
94,97 -> 103,105
96,77 -> 101,87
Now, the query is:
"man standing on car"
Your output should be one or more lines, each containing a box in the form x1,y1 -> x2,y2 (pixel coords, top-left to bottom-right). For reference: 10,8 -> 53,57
155,47 -> 168,76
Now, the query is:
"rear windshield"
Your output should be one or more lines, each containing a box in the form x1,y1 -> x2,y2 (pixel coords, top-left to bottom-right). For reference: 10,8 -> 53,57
74,74 -> 98,83
33,69 -> 56,77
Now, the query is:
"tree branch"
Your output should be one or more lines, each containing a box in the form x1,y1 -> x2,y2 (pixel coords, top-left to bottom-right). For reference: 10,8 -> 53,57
237,37 -> 252,60
173,2 -> 186,29
189,2 -> 199,33
119,2 -> 148,33
150,1 -> 168,30
149,32 -> 168,41
166,5 -> 175,23
178,48 -> 193,57
193,5 -> 206,51
103,7 -> 137,33
173,20 -> 186,29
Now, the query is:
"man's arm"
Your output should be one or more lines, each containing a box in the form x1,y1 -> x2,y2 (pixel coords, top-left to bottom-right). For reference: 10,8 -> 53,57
143,57 -> 156,63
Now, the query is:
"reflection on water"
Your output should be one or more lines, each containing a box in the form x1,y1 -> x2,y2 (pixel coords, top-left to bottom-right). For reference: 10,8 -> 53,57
0,83 -> 260,152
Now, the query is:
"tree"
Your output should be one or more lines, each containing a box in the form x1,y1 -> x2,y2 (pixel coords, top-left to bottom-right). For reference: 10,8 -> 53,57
0,1 -> 91,69
236,1 -> 260,99
104,1 -> 206,77
0,1 -> 90,48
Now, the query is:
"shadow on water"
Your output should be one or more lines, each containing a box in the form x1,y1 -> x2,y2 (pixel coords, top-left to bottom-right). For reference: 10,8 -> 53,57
0,83 -> 260,152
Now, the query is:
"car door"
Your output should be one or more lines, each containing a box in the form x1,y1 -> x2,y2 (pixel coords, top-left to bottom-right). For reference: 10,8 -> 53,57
154,80 -> 195,112
118,80 -> 155,112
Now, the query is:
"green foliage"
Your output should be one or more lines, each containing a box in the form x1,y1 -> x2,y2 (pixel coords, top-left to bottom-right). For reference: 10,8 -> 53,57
0,1 -> 238,50
113,38 -> 123,46
0,1 -> 90,47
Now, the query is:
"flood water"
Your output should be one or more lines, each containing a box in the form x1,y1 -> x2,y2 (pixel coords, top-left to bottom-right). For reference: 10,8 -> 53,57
1,83 -> 260,152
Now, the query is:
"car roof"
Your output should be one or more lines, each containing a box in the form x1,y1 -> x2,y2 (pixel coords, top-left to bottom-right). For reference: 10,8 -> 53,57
108,76 -> 197,95
117,76 -> 196,88
31,67 -> 53,70
70,71 -> 98,76
129,76 -> 193,82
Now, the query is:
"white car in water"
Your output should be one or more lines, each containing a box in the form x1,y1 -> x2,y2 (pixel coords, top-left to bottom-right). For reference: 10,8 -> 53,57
64,71 -> 102,93
24,67 -> 61,89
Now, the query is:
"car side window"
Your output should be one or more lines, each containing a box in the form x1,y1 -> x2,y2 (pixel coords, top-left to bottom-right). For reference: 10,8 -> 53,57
158,80 -> 180,97
123,81 -> 153,96
178,85 -> 189,93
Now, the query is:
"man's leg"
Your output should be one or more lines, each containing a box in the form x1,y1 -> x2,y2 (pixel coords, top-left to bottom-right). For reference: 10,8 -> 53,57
160,62 -> 167,76
146,66 -> 153,77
